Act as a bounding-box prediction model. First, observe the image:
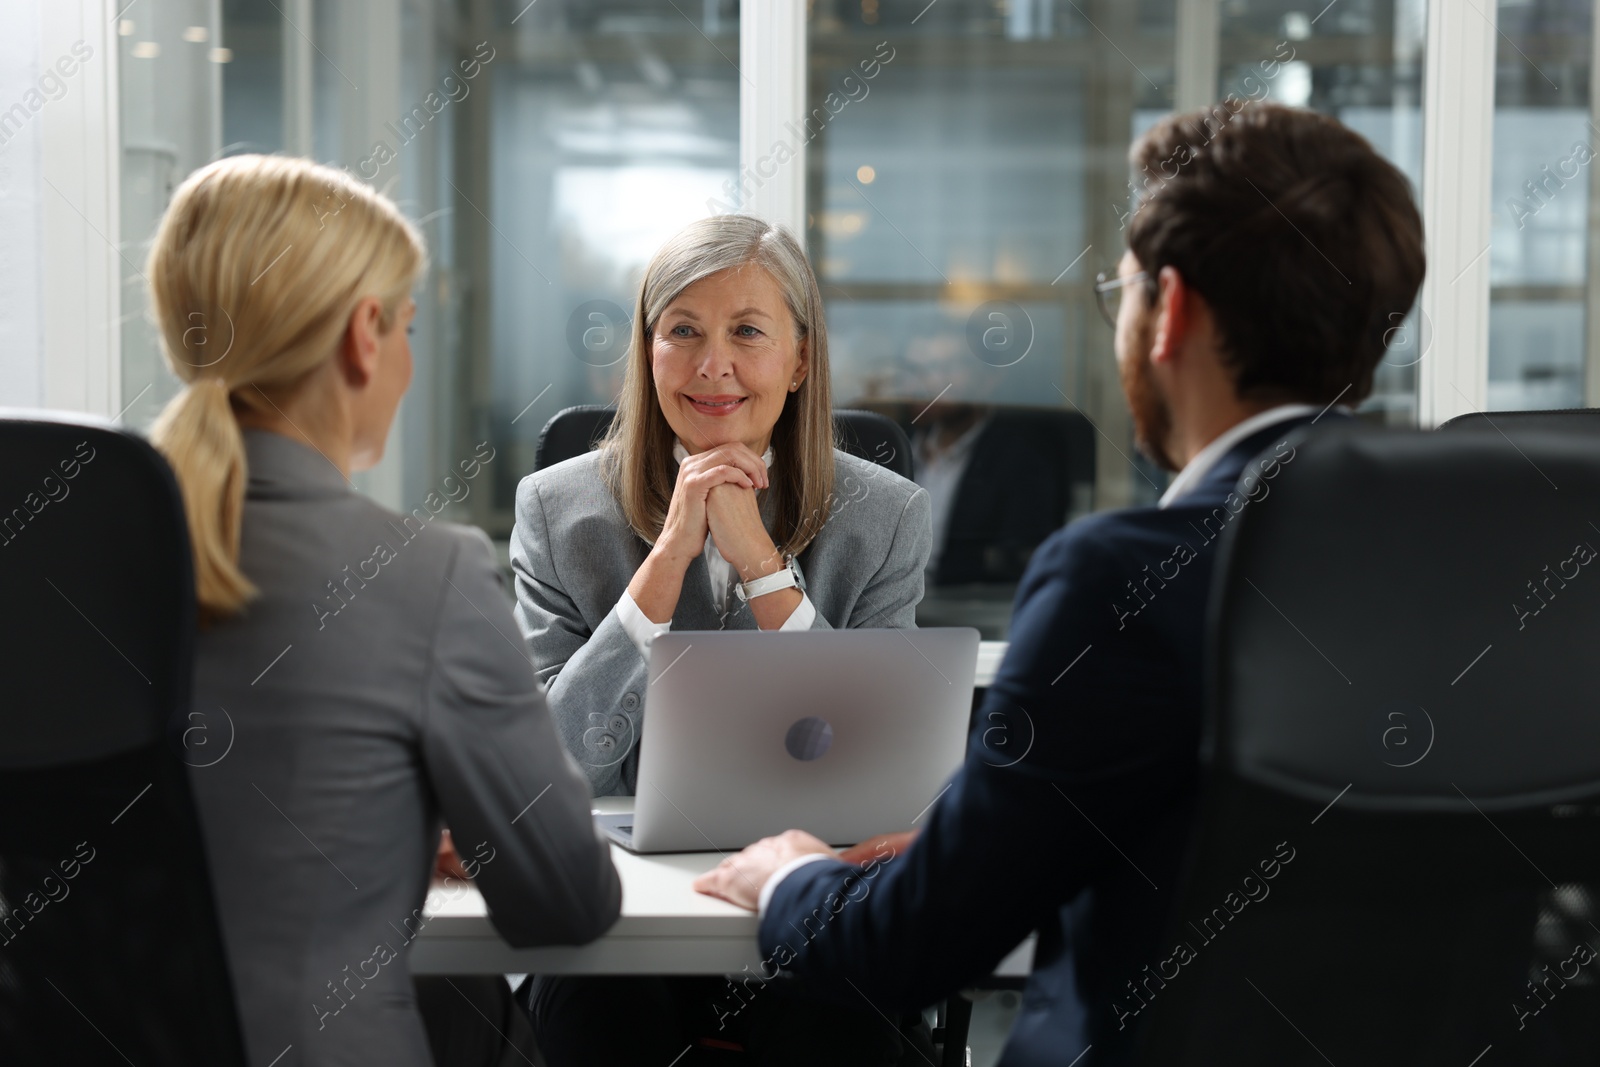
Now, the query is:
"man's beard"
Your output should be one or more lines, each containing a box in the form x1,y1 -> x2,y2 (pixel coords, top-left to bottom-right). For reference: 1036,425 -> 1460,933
1119,315 -> 1179,472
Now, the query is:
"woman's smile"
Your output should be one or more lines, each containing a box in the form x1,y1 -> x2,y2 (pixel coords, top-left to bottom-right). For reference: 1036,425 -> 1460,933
685,394 -> 749,417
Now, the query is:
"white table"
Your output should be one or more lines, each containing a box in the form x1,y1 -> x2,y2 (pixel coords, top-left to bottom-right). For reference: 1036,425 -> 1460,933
412,797 -> 1033,978
975,639 -> 1005,688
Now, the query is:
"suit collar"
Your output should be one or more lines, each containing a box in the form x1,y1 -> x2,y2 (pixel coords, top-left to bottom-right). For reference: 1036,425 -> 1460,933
243,428 -> 351,501
671,439 -> 775,468
1159,404 -> 1324,507
1168,410 -> 1344,507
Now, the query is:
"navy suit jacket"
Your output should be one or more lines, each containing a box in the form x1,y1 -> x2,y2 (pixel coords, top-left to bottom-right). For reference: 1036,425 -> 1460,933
759,415 -> 1324,1067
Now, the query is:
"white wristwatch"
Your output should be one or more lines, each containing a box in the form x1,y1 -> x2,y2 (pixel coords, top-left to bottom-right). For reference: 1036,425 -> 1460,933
735,557 -> 801,603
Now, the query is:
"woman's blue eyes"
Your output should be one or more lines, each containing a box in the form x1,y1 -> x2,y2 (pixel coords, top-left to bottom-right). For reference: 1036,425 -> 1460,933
666,324 -> 763,339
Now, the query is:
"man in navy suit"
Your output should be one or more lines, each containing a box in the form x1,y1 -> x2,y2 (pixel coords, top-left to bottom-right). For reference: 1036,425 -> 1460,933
695,101 -> 1426,1065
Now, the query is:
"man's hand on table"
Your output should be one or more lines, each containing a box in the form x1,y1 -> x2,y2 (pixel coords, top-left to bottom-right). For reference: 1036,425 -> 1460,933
693,828 -> 921,911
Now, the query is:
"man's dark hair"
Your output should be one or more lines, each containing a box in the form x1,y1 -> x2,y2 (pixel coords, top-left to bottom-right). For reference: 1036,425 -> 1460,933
1126,101 -> 1425,405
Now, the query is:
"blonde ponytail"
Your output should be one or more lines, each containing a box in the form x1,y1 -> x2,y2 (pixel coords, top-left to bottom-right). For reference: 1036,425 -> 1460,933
152,378 -> 253,615
147,154 -> 426,620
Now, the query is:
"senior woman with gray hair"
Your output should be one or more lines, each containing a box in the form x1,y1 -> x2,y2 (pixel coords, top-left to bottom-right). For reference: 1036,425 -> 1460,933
509,215 -> 935,1065
511,214 -> 933,798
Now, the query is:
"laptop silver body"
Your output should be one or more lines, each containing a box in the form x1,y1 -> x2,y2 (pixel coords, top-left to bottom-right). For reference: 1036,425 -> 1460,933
598,627 -> 980,853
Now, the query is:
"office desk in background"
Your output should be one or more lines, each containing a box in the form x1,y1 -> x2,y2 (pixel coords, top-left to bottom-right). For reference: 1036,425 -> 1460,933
413,798 -> 1035,977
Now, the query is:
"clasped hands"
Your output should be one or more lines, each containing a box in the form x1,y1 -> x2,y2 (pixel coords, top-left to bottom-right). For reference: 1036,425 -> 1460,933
693,830 -> 919,911
628,442 -> 800,629
657,442 -> 781,581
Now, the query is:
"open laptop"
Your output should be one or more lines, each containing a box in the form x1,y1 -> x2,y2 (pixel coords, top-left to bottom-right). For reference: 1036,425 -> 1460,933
597,627 -> 980,853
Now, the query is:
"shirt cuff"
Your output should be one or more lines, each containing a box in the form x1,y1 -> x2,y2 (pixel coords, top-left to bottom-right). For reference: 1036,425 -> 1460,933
758,852 -> 841,916
776,591 -> 817,632
615,591 -> 672,659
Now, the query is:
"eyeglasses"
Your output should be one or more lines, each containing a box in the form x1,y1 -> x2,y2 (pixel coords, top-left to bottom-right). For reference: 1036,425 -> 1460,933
1093,270 -> 1149,329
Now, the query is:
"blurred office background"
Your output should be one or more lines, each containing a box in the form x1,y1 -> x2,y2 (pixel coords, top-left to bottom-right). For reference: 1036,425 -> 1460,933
6,0 -> 1597,645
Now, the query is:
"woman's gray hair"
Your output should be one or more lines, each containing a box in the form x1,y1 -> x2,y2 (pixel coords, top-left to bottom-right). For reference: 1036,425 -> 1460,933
600,214 -> 837,556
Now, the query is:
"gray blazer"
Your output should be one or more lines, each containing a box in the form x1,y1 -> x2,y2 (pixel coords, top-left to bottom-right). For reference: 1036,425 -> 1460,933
510,447 -> 933,797
188,430 -> 620,1067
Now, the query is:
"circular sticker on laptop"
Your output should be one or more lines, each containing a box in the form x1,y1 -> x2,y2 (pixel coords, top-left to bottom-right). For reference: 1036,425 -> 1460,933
785,716 -> 834,761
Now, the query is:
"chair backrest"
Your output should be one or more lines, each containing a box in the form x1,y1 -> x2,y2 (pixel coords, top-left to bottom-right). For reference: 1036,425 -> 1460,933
833,408 -> 915,479
533,404 -> 615,472
1439,407 -> 1600,434
0,411 -> 247,1065
1132,425 -> 1600,1066
994,405 -> 1097,493
534,403 -> 914,479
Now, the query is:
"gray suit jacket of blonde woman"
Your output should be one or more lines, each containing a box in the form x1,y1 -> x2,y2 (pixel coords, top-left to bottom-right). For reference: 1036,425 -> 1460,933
188,429 -> 620,1067
510,447 -> 933,797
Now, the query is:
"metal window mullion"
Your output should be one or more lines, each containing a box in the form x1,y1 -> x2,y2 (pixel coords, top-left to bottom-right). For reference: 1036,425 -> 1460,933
1174,0 -> 1220,111
340,0 -> 406,509
1586,0 -> 1600,406
282,0 -> 313,156
210,0 -> 224,151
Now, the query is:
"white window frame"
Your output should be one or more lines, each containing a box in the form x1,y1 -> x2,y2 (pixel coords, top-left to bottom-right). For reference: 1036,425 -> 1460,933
1419,0 -> 1497,425
39,0 -> 122,418
739,0 -> 807,234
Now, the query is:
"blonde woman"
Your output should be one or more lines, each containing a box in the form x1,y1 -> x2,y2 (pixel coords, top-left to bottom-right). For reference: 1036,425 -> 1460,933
511,214 -> 933,801
510,215 -> 934,1065
148,155 -> 619,1067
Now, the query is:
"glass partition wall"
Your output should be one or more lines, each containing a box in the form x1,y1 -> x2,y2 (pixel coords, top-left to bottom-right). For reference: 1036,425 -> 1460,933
117,0 -> 223,433
1489,0 -> 1594,411
803,0 -> 1426,635
116,0 -> 1459,638
117,0 -> 741,526
480,1 -> 741,524
805,0 -> 1175,636
1219,0 -> 1427,422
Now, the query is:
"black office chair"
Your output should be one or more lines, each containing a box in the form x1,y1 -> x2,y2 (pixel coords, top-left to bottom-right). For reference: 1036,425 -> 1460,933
534,403 -> 914,479
1129,424 -> 1600,1065
0,412 -> 247,1065
928,406 -> 1096,584
1439,406 -> 1600,433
